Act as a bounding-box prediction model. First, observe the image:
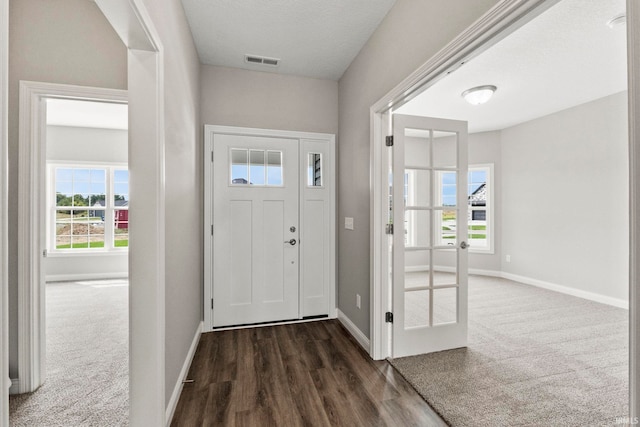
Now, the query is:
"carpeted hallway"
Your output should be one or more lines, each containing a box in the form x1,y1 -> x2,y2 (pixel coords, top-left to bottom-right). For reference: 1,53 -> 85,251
391,275 -> 628,426
9,280 -> 129,426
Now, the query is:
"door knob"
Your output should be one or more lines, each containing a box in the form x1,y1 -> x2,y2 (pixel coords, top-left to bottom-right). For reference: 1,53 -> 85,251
460,241 -> 468,250
284,239 -> 297,246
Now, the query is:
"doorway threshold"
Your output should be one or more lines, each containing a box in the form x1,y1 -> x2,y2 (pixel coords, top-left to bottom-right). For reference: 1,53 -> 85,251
209,314 -> 329,332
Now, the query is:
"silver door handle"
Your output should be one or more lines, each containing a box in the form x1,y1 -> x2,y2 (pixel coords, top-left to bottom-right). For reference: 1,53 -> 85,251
284,239 -> 297,246
460,241 -> 468,249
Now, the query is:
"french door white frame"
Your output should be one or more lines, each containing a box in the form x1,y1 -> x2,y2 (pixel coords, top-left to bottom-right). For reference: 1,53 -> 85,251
203,125 -> 336,331
370,0 -> 640,418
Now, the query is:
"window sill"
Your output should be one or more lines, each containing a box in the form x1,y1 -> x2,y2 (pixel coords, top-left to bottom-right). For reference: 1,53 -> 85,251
47,249 -> 128,258
469,248 -> 495,255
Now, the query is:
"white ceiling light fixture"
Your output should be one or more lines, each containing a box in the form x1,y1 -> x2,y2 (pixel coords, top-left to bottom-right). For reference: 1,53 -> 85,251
461,85 -> 497,105
607,13 -> 626,29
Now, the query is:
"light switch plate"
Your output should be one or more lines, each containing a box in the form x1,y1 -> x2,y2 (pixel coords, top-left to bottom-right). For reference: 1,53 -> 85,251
345,217 -> 354,230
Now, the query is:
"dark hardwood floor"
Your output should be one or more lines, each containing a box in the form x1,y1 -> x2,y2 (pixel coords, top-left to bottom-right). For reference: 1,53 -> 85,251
171,319 -> 446,426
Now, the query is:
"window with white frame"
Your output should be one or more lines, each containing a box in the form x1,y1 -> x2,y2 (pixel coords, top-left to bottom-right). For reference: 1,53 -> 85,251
436,165 -> 493,251
49,165 -> 129,252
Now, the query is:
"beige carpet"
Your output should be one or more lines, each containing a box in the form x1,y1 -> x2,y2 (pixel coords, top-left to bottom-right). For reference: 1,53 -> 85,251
389,275 -> 628,427
9,280 -> 129,426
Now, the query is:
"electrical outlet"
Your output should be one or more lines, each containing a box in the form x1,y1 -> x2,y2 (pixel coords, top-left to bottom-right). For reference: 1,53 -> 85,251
506,255 -> 511,263
356,294 -> 361,309
345,217 -> 354,230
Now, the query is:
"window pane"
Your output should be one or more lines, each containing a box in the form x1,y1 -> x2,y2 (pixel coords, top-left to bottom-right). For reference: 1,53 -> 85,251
440,172 -> 456,207
433,287 -> 457,325
73,168 -> 90,182
267,151 -> 282,186
91,169 -> 106,183
249,150 -> 266,185
73,181 -> 90,195
468,168 -> 488,249
56,191 -> 73,207
405,170 -> 430,208
231,149 -> 249,184
90,181 -> 106,195
404,290 -> 430,328
438,210 -> 457,245
308,153 -> 322,187
114,169 -> 129,204
56,168 -> 73,182
114,209 -> 129,248
89,194 -> 106,207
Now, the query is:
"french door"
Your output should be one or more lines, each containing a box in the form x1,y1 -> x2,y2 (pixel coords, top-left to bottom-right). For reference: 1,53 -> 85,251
391,114 -> 469,358
212,134 -> 299,327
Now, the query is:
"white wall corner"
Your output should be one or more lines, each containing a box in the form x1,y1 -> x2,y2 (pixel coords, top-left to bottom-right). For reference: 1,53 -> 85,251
337,309 -> 370,353
165,321 -> 202,426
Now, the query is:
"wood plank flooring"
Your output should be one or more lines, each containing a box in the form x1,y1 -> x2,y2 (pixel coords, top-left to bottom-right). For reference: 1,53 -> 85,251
171,320 -> 446,427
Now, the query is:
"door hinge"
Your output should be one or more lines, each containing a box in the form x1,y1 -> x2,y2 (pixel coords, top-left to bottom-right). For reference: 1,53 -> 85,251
211,224 -> 213,236
385,312 -> 393,323
385,224 -> 393,235
42,249 -> 47,258
211,151 -> 214,162
211,299 -> 214,310
385,135 -> 394,146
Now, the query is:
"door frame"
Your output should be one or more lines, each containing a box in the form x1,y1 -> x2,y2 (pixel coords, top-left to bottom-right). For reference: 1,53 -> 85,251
203,125 -> 336,331
16,81 -> 128,394
1,0 -> 8,423
370,0 -> 640,416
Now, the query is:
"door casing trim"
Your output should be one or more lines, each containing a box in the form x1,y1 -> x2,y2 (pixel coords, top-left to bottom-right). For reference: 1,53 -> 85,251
203,125 -> 336,331
369,0 -> 560,361
17,81 -> 128,394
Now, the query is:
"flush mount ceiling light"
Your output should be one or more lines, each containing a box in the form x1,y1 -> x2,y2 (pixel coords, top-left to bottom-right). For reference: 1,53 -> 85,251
461,85 -> 497,105
607,13 -> 626,29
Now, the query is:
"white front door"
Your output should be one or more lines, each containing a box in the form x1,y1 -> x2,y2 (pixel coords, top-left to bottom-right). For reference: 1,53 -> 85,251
392,114 -> 468,358
212,134 -> 299,327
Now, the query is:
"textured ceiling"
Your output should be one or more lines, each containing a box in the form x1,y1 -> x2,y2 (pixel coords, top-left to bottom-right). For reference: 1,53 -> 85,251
180,0 -> 396,80
397,0 -> 627,133
47,99 -> 128,130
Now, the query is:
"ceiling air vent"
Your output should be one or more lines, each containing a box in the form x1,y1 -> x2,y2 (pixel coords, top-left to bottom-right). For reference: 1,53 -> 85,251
244,54 -> 280,67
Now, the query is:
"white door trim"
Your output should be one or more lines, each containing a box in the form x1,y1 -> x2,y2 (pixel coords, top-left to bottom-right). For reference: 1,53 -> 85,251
370,0 -> 640,416
628,0 -> 640,418
94,1 -> 167,424
1,0 -> 8,423
17,81 -> 128,394
204,125 -> 336,331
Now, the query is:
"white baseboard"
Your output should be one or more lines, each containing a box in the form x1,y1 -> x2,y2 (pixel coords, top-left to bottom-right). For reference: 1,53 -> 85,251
46,272 -> 128,283
501,272 -> 629,309
165,321 -> 203,426
336,309 -> 370,352
404,265 -> 628,309
405,265 -> 502,277
9,378 -> 19,395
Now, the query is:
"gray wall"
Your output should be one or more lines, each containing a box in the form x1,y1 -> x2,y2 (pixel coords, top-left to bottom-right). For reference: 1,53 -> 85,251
8,0 -> 127,379
46,125 -> 128,281
200,64 -> 338,134
501,91 -> 629,301
139,0 -> 203,407
337,0 -> 501,337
